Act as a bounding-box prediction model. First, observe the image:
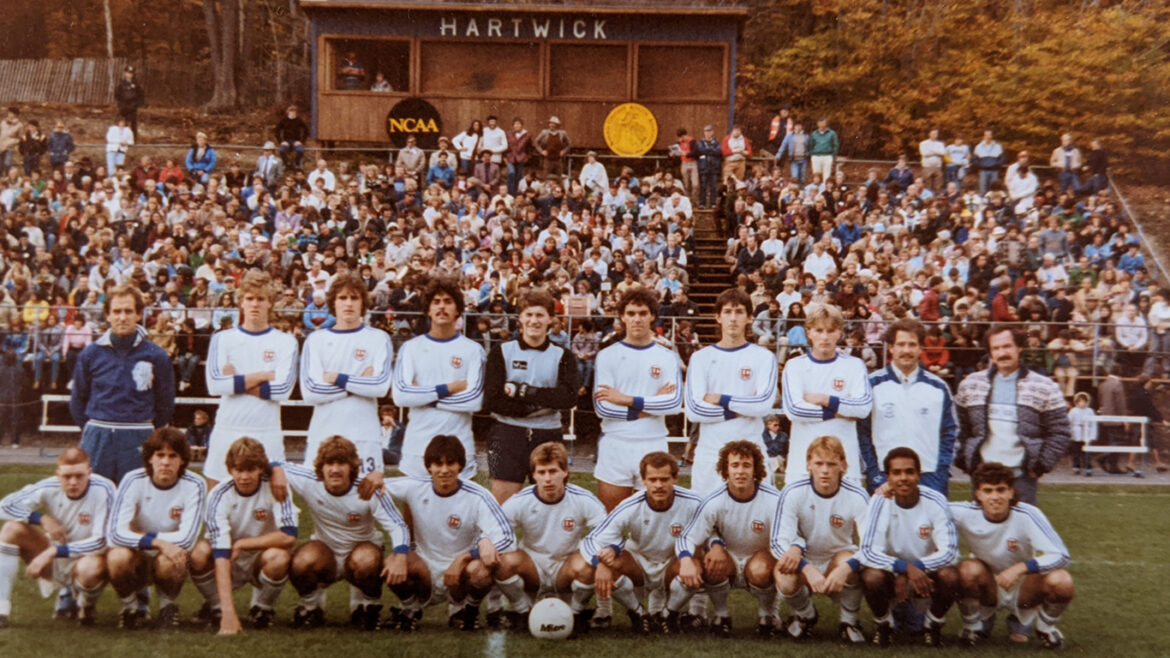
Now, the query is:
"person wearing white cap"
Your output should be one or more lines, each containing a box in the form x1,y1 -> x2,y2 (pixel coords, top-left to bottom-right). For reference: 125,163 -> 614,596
254,141 -> 283,188
534,116 -> 571,178
578,150 -> 608,198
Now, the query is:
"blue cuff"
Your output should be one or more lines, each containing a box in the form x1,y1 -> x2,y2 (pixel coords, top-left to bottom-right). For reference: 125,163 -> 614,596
822,395 -> 841,420
335,373 -> 350,389
56,545 -> 70,558
893,559 -> 908,574
212,548 -> 232,560
709,539 -> 725,549
393,544 -> 410,555
798,558 -> 808,571
913,560 -> 926,572
632,396 -> 645,412
436,383 -> 450,398
469,547 -> 480,560
139,532 -> 158,550
1025,559 -> 1040,574
28,512 -> 43,525
590,555 -> 600,567
233,374 -> 247,394
270,461 -> 283,469
608,544 -> 623,558
259,381 -> 272,400
280,526 -> 298,538
678,550 -> 693,559
718,394 -> 732,410
847,558 -> 862,573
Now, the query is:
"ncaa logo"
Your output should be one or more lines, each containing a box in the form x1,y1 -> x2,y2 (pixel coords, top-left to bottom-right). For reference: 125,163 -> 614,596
830,514 -> 844,528
751,520 -> 765,534
740,367 -> 752,380
451,356 -> 463,369
918,525 -> 932,539
355,349 -> 367,360
347,513 -> 362,524
78,513 -> 91,526
170,507 -> 184,520
1006,539 -> 1019,552
263,350 -> 275,362
833,378 -> 845,391
670,524 -> 683,537
448,515 -> 462,529
562,518 -> 576,532
254,509 -> 268,522
650,365 -> 662,379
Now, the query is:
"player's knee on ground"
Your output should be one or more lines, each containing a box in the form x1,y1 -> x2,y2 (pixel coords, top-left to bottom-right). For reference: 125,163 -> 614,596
1044,569 -> 1075,602
73,555 -> 107,589
189,539 -> 213,574
259,547 -> 291,579
744,553 -> 775,587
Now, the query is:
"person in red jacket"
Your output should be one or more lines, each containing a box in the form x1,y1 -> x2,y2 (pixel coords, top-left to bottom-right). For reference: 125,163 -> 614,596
921,326 -> 951,379
720,125 -> 752,182
918,276 -> 944,322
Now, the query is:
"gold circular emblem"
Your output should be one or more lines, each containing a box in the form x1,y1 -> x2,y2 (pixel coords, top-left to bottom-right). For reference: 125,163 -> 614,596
603,103 -> 658,156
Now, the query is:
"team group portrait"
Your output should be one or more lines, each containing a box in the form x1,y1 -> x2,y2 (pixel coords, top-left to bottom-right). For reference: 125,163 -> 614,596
0,0 -> 1167,656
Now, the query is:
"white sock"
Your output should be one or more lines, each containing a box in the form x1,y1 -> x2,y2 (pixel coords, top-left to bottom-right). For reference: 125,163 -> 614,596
707,580 -> 731,618
596,594 -> 613,617
1037,604 -> 1066,631
192,571 -> 219,610
689,591 -> 709,616
0,542 -> 19,616
399,594 -> 422,614
349,583 -> 379,610
779,584 -> 814,619
925,610 -> 946,628
958,598 -> 985,629
838,583 -> 862,625
874,611 -> 893,625
76,581 -> 106,609
120,591 -> 138,612
666,578 -> 695,612
494,575 -> 531,614
1016,605 -> 1039,628
611,576 -> 642,614
484,588 -> 504,613
157,590 -> 177,608
302,586 -> 327,611
255,572 -> 287,610
748,584 -> 776,619
569,580 -> 594,613
647,585 -> 666,615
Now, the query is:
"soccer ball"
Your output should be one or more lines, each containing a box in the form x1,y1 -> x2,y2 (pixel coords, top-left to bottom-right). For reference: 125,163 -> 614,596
528,597 -> 574,639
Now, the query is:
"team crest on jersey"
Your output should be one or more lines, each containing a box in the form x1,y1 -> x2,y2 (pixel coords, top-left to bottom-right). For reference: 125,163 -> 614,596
740,367 -> 752,380
1006,539 -> 1019,552
881,403 -> 896,419
254,509 -> 268,522
562,518 -> 575,532
347,513 -> 362,524
670,523 -> 683,537
833,378 -> 845,391
78,513 -> 91,526
451,356 -> 463,368
448,515 -> 462,529
511,360 -> 528,370
170,507 -> 184,520
918,525 -> 932,539
263,350 -> 275,362
650,365 -> 662,379
830,514 -> 844,528
751,520 -> 765,534
354,348 -> 367,361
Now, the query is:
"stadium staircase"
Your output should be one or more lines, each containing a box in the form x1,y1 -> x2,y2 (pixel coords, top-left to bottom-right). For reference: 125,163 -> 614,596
687,208 -> 731,344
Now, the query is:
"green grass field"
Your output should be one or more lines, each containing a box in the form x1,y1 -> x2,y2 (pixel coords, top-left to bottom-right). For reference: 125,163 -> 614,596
0,464 -> 1167,657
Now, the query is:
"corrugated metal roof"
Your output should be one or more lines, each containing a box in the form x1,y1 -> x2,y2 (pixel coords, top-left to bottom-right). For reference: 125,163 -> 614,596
0,58 -> 128,105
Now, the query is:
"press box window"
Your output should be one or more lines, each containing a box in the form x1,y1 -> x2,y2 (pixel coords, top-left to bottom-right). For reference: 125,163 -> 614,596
548,43 -> 628,100
636,44 -> 725,101
419,41 -> 541,98
328,39 -> 409,92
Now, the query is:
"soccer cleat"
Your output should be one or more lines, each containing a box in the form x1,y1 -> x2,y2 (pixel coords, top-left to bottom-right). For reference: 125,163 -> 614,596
362,604 -> 382,631
873,621 -> 894,647
659,610 -> 681,635
450,604 -> 479,632
571,608 -> 594,637
293,606 -> 324,629
785,610 -> 818,639
195,601 -> 214,623
1037,627 -> 1065,650
0,614 -> 9,629
755,616 -> 777,637
710,616 -> 732,638
248,606 -> 274,630
678,612 -> 707,633
923,621 -> 944,647
53,588 -> 78,620
78,605 -> 96,627
839,622 -> 867,644
155,603 -> 179,630
485,609 -> 506,631
505,610 -> 528,632
958,627 -> 982,647
590,614 -> 612,631
350,605 -> 366,628
627,609 -> 652,635
1007,613 -> 1031,643
119,608 -> 139,630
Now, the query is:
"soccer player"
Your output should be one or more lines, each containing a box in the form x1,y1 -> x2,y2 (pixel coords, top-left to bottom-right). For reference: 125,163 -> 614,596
782,304 -> 872,483
188,438 -> 299,634
203,271 -> 299,489
393,279 -> 486,479
483,290 -> 580,503
278,436 -> 423,630
107,428 -> 207,629
685,288 -> 779,495
859,446 -> 959,647
859,318 -> 958,494
0,448 -> 116,628
675,441 -> 781,637
301,274 -> 393,491
951,462 -> 1074,649
593,287 -> 683,511
494,443 -> 607,631
770,435 -> 869,642
384,435 -> 514,631
581,451 -> 704,634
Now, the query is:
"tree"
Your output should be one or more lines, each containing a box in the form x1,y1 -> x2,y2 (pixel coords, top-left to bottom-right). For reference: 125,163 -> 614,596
203,0 -> 241,110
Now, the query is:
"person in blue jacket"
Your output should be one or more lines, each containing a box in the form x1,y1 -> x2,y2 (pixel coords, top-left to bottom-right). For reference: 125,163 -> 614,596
185,131 -> 217,184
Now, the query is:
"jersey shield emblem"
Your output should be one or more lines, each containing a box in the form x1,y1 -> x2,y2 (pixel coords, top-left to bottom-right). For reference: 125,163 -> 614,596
355,348 -> 367,360
347,513 -> 362,524
1006,538 -> 1019,552
254,509 -> 268,522
918,524 -> 932,539
451,356 -> 463,368
740,367 -> 752,380
263,350 -> 275,362
447,515 -> 462,529
78,513 -> 91,526
650,365 -> 661,379
670,523 -> 682,537
751,520 -> 765,534
832,378 -> 845,391
170,507 -> 184,520
830,514 -> 844,528
562,518 -> 575,532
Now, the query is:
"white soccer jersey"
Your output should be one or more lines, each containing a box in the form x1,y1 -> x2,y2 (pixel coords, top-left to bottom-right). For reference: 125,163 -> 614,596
279,462 -> 408,557
770,477 -> 869,567
676,483 -> 782,560
858,486 -> 958,574
392,334 -> 485,476
685,342 -> 778,442
204,478 -> 300,559
593,341 -> 683,442
0,474 -> 117,558
383,476 -> 513,571
581,486 -> 703,566
205,326 -> 299,434
301,325 -> 394,457
950,502 -> 1070,574
502,484 -> 606,563
108,469 -> 207,551
782,353 -> 873,482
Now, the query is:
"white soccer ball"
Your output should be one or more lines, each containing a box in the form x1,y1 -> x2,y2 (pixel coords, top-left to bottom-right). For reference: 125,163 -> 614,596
528,597 -> 574,639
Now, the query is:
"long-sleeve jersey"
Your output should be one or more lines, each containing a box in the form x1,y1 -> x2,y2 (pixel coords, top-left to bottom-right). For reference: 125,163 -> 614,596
204,477 -> 299,560
279,462 -> 408,556
108,469 -> 206,551
300,325 -> 393,447
676,483 -> 781,560
593,340 -> 683,442
858,487 -> 958,574
484,338 -> 579,430
770,477 -> 869,567
205,326 -> 299,432
950,502 -> 1070,575
782,353 -> 872,483
581,486 -> 703,566
384,476 -> 513,570
0,474 -> 116,558
501,484 -> 606,563
685,342 -> 778,446
392,333 -> 485,467
70,327 -> 175,428
858,366 -> 958,487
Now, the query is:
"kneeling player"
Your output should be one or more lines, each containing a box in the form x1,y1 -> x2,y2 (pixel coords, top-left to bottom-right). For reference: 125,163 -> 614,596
771,436 -> 869,642
107,428 -> 207,629
952,462 -> 1074,649
581,451 -> 703,634
0,448 -> 115,627
859,446 -> 959,647
494,442 -> 606,632
189,438 -> 299,634
279,436 -> 424,630
675,440 -> 781,637
384,435 -> 515,631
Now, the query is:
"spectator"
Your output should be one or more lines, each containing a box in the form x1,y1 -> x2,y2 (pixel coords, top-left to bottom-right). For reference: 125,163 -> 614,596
45,120 -> 75,171
337,51 -> 366,90
1049,132 -> 1083,195
275,105 -> 309,170
808,117 -> 839,183
451,119 -> 483,175
578,151 -> 608,198
18,120 -> 47,176
694,124 -> 722,209
505,118 -> 532,196
944,134 -> 970,185
185,132 -> 217,184
104,117 -> 134,178
720,124 -> 752,181
395,135 -> 425,181
426,151 -> 456,189
255,141 -> 284,189
534,116 -> 570,178
674,127 -> 699,201
370,71 -> 392,92
972,129 -> 1004,194
480,115 -> 508,165
113,66 -> 145,137
1095,365 -> 1127,474
777,120 -> 810,185
919,129 -> 946,192
1084,139 -> 1109,194
0,107 -> 22,172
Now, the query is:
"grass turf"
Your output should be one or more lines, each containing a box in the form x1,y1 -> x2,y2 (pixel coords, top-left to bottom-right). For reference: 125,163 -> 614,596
0,465 -> 1167,657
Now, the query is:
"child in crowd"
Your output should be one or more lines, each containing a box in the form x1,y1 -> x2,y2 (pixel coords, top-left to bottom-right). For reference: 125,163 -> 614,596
1067,391 -> 1096,475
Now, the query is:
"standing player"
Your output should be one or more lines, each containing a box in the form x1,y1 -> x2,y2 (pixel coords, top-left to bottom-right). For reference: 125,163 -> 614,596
494,443 -> 607,631
483,290 -> 580,502
106,428 -> 207,629
393,280 -> 486,479
859,318 -> 958,494
859,447 -> 959,647
384,435 -> 515,631
593,287 -> 683,511
0,448 -> 116,627
951,462 -> 1074,649
581,451 -> 704,633
675,441 -> 781,637
203,271 -> 299,489
188,438 -> 299,634
685,289 -> 778,495
770,436 -> 869,642
301,274 -> 393,490
278,436 -> 424,631
782,304 -> 872,483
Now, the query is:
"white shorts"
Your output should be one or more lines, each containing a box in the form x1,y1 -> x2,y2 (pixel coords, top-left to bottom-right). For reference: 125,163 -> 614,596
692,437 -> 768,496
52,556 -> 82,588
204,426 -> 286,482
398,451 -> 477,480
228,549 -> 264,590
997,579 -> 1025,617
304,438 -> 383,478
421,557 -> 450,607
727,553 -> 751,590
631,553 -> 671,592
531,552 -> 569,594
595,437 -> 669,489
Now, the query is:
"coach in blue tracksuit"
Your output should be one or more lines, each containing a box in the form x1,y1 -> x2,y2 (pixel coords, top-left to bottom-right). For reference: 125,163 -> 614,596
70,285 -> 175,483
